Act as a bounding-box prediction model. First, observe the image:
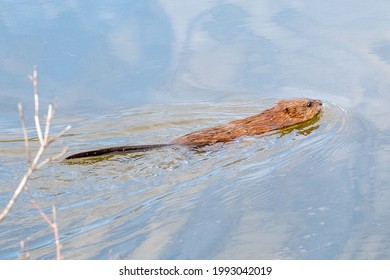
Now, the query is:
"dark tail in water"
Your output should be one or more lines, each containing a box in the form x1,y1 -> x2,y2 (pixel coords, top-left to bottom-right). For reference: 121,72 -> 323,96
65,144 -> 172,159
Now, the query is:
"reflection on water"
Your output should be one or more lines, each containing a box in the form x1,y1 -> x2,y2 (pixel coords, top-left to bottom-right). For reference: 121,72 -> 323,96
1,1 -> 389,259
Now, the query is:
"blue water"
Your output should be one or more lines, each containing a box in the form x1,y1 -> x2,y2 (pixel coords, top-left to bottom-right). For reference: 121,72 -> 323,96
0,1 -> 389,259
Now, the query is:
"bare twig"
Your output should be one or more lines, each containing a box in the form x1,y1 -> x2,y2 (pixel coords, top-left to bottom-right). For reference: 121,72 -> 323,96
18,103 -> 31,163
52,206 -> 61,260
29,197 -> 62,260
20,238 -> 31,260
44,104 -> 54,142
36,145 -> 69,170
0,157 -> 39,222
0,66 -> 71,259
46,125 -> 72,146
29,65 -> 44,145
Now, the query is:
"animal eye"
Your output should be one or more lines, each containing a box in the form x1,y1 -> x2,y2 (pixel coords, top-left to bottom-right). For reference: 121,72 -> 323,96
306,101 -> 313,107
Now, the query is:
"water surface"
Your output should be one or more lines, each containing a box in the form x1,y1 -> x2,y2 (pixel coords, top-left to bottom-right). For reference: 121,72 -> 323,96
0,1 -> 389,259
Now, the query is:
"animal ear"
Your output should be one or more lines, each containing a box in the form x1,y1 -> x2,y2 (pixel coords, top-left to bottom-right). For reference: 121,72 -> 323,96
285,107 -> 297,116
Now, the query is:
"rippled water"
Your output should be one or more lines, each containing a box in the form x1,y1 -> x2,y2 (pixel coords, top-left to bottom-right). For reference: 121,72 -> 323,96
1,1 -> 389,259
0,99 -> 381,259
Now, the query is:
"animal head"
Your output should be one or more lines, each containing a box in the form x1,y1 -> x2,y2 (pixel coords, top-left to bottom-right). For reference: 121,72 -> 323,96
277,98 -> 322,123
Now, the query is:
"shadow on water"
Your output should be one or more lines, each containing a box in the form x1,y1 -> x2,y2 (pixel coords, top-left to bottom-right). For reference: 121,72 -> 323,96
278,112 -> 322,137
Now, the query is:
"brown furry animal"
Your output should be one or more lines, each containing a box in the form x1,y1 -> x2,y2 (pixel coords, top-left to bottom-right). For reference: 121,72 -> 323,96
66,98 -> 322,159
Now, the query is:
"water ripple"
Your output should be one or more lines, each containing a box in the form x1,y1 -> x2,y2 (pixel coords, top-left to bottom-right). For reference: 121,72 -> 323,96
0,99 -> 368,259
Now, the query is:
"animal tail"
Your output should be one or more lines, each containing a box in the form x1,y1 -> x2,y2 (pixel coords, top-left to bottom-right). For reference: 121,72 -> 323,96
65,144 -> 172,159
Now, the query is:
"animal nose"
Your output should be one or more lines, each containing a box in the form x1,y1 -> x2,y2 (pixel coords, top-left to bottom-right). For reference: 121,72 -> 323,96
317,100 -> 323,106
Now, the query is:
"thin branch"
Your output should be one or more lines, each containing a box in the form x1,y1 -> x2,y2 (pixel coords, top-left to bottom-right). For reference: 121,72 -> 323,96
29,196 -> 62,260
0,66 -> 71,224
29,65 -> 44,145
20,238 -> 31,260
44,104 -> 54,143
0,65 -> 70,259
18,103 -> 31,163
0,147 -> 43,222
52,206 -> 61,260
47,125 -> 71,146
36,146 -> 68,170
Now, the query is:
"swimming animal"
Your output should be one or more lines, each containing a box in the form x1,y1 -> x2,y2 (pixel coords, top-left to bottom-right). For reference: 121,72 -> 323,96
66,98 -> 322,159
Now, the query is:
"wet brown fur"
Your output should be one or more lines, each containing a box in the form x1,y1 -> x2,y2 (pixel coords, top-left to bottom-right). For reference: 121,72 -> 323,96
173,98 -> 322,146
66,98 -> 322,159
